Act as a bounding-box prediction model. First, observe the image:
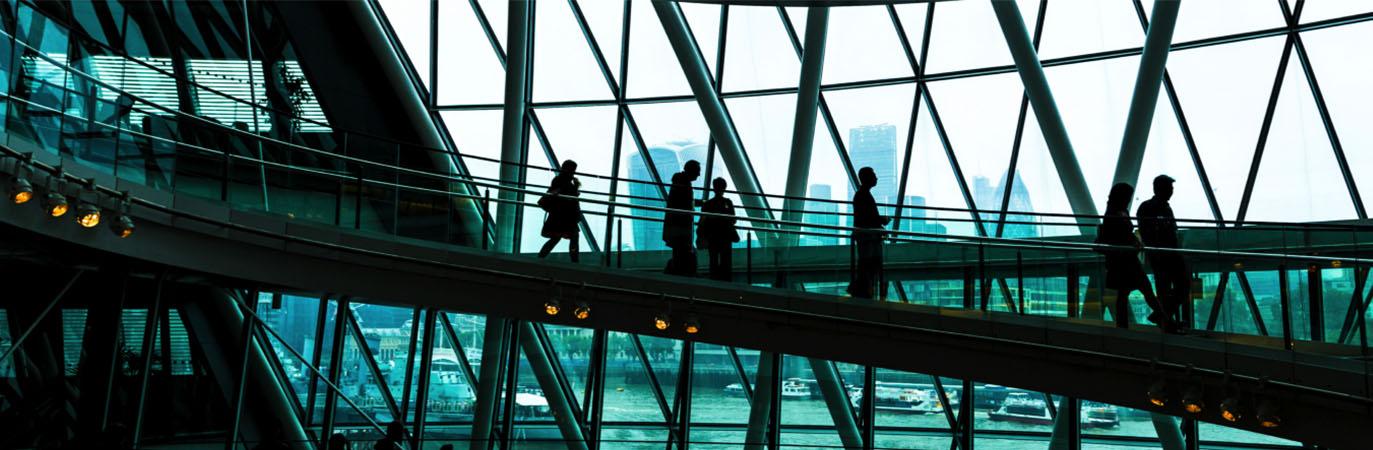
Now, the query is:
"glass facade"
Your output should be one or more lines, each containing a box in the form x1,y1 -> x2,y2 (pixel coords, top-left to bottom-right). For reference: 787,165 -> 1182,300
0,0 -> 1369,448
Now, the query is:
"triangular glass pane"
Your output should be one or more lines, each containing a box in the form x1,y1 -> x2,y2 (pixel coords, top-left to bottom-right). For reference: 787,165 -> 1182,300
1043,56 -> 1140,216
682,3 -> 723,77
801,116 -> 850,247
576,0 -> 627,84
377,0 -> 431,88
778,356 -> 841,448
1143,0 -> 1285,43
1036,0 -> 1143,60
475,0 -> 508,51
822,6 -> 914,85
785,7 -> 808,38
723,6 -> 801,93
627,0 -> 694,98
1209,272 -> 1263,335
442,110 -> 505,184
352,303 -> 417,412
926,73 -> 1023,233
603,332 -> 672,424
1298,1 -> 1373,23
999,108 -> 1078,237
520,129 -> 558,254
1167,36 -> 1285,221
255,294 -> 322,412
336,320 -> 397,425
425,313 -> 478,430
892,4 -> 929,64
437,0 -> 506,105
923,0 -> 1014,75
533,0 -> 614,102
1135,94 -> 1217,223
543,325 -> 592,407
1246,58 -> 1358,222
1299,22 -> 1373,216
532,106 -> 619,256
723,93 -> 797,212
902,98 -> 979,237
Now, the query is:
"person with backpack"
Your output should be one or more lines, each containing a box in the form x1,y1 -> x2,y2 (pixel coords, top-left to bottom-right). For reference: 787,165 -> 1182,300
537,160 -> 583,263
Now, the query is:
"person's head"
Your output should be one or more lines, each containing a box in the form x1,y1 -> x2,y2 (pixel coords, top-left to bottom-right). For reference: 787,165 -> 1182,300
327,433 -> 350,450
712,177 -> 727,195
858,167 -> 878,188
1152,174 -> 1174,201
560,159 -> 578,175
1106,182 -> 1135,214
683,160 -> 701,179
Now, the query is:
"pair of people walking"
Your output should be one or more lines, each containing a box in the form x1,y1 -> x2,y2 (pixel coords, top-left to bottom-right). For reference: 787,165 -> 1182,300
1097,175 -> 1188,333
663,160 -> 739,281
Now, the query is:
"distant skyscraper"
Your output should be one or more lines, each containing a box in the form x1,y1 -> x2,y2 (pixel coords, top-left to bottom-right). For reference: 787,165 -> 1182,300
804,184 -> 839,246
627,141 -> 706,250
848,124 -> 899,207
972,174 -> 1039,238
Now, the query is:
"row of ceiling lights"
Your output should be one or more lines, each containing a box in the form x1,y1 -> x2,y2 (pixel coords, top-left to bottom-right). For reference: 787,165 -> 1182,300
9,154 -> 135,238
1147,376 -> 1281,429
542,297 -> 700,335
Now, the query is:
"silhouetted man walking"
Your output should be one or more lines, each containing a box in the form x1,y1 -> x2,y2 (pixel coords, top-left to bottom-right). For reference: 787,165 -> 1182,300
848,167 -> 889,299
1138,175 -> 1188,333
664,160 -> 701,276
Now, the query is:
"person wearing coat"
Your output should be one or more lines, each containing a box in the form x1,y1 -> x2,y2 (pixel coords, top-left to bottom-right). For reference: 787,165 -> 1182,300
698,177 -> 739,281
1096,182 -> 1162,329
538,160 -> 583,263
663,160 -> 701,275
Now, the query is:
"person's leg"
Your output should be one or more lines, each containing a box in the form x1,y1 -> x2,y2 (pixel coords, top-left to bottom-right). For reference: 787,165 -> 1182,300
718,242 -> 732,282
537,236 -> 561,259
1115,289 -> 1132,328
568,233 -> 579,263
854,238 -> 877,298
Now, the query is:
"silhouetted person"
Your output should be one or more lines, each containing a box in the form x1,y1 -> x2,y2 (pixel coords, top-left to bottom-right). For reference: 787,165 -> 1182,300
847,167 -> 890,299
328,433 -> 351,450
439,445 -> 454,450
1096,183 -> 1161,329
538,160 -> 583,263
664,160 -> 701,276
1138,174 -> 1187,333
698,177 -> 739,281
373,421 -> 407,450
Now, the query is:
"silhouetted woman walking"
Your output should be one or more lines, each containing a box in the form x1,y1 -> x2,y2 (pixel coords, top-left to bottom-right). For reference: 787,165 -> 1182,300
538,160 -> 582,262
1097,182 -> 1160,329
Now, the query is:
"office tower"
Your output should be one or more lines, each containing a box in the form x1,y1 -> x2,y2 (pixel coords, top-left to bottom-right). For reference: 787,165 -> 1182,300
628,146 -> 681,251
972,174 -> 1040,238
805,184 -> 839,246
848,124 -> 899,206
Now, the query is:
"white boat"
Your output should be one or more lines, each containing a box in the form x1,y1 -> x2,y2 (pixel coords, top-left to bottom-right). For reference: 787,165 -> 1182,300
781,379 -> 812,399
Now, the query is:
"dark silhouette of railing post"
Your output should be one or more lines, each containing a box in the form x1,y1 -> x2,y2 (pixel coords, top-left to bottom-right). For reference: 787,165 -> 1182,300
1067,263 -> 1080,318
1279,265 -> 1294,350
482,189 -> 491,251
747,231 -> 754,286
1017,251 -> 1025,315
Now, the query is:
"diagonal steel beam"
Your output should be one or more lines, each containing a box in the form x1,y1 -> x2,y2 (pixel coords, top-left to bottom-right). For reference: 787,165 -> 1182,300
1128,0 -> 1225,223
1112,0 -> 1181,188
990,0 -> 1099,233
495,0 -> 535,253
782,6 -> 829,243
1278,0 -> 1366,219
1235,4 -> 1300,224
653,0 -> 775,228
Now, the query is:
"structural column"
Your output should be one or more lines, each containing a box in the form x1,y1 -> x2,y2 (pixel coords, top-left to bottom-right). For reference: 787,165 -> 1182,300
743,352 -> 777,450
518,323 -> 589,450
781,6 -> 829,239
652,0 -> 774,225
495,0 -> 535,253
1112,0 -> 1182,187
990,1 -> 1099,231
470,319 -> 511,450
